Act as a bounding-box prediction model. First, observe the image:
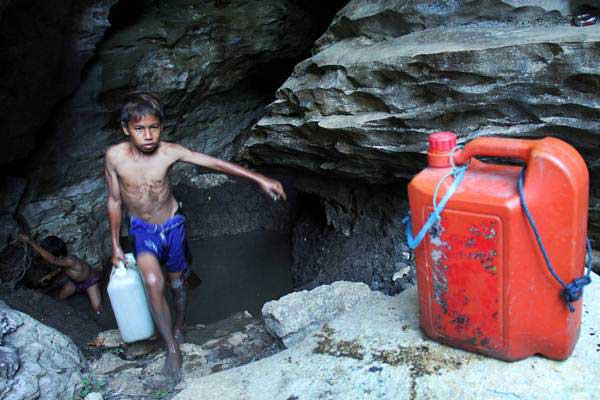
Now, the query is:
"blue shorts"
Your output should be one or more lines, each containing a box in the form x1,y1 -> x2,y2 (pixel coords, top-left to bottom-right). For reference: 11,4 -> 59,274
129,212 -> 191,274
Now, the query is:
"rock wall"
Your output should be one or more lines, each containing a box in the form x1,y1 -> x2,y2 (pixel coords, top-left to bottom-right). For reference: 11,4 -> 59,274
291,177 -> 413,295
245,0 -> 600,245
0,0 -> 114,166
0,302 -> 86,400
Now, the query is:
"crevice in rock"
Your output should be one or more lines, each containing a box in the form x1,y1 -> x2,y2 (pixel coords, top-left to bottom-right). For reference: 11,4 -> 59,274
289,174 -> 415,295
105,0 -> 149,36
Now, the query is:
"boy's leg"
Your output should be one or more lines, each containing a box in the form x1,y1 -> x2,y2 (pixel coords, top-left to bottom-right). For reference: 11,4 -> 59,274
85,283 -> 103,315
56,281 -> 76,300
137,252 -> 182,380
168,271 -> 186,344
165,211 -> 192,345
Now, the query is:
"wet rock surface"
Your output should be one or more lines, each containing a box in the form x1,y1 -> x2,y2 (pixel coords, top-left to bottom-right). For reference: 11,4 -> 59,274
0,287 -> 107,357
175,276 -> 600,400
245,0 -> 600,245
0,302 -> 86,400
87,311 -> 282,399
262,281 -> 373,347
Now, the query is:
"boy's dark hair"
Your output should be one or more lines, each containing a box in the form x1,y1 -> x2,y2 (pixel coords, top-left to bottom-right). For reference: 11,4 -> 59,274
120,91 -> 164,126
40,236 -> 68,258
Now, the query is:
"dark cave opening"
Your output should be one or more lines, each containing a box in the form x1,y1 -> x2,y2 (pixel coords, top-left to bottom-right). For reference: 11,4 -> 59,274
105,0 -> 150,38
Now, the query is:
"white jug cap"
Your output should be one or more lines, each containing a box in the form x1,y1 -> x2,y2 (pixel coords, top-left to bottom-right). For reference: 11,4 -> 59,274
125,253 -> 136,266
115,262 -> 127,277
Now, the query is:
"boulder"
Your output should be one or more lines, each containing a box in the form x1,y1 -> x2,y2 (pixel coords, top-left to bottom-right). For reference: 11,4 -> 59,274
0,306 -> 86,400
244,0 -> 600,245
262,281 -> 375,346
175,276 -> 600,399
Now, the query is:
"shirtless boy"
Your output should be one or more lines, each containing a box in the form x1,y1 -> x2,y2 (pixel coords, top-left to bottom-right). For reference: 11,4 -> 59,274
105,92 -> 286,380
18,234 -> 103,314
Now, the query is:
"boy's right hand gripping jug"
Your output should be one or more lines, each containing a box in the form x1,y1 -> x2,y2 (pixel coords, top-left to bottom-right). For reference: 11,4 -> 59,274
406,132 -> 591,361
107,253 -> 155,343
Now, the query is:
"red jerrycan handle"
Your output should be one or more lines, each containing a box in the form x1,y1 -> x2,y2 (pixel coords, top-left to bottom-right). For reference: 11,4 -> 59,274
453,137 -> 538,165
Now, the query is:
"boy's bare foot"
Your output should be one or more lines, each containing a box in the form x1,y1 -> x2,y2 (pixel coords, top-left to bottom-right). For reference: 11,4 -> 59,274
163,347 -> 183,382
173,326 -> 185,345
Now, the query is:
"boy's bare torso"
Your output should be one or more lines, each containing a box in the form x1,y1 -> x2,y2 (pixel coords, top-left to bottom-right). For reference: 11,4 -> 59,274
64,257 -> 94,282
108,141 -> 179,225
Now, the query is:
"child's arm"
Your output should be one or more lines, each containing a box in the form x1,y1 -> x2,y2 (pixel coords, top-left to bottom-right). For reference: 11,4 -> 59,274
105,148 -> 126,267
17,234 -> 76,268
172,144 -> 287,200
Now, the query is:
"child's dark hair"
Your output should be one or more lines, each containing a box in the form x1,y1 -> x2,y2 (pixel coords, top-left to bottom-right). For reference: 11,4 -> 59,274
40,236 -> 68,258
120,91 -> 164,126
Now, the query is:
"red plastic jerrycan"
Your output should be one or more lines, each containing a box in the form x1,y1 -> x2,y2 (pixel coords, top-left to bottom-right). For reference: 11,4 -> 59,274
407,132 -> 589,361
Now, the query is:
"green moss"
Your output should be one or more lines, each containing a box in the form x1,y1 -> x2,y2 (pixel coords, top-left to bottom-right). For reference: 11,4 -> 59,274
372,345 -> 466,400
313,324 -> 365,360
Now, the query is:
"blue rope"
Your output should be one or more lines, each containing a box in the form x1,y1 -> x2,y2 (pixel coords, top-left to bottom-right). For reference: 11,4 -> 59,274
403,148 -> 468,249
518,168 -> 593,313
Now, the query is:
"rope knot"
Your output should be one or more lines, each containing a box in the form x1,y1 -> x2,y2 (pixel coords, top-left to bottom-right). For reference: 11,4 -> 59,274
562,275 -> 592,312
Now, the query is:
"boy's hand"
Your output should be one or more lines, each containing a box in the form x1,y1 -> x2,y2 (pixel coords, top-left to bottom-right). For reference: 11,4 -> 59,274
112,246 -> 127,268
258,178 -> 287,201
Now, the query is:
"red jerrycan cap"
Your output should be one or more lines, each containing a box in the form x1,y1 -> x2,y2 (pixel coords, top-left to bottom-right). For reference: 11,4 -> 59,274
428,132 -> 457,167
429,132 -> 457,152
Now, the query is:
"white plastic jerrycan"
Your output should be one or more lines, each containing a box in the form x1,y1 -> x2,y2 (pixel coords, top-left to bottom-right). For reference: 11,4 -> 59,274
107,253 -> 155,343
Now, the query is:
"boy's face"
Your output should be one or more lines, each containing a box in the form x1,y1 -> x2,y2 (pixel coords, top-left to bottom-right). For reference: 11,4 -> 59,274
122,113 -> 163,153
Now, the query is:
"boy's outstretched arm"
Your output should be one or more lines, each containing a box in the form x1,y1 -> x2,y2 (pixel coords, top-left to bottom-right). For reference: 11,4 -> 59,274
17,234 -> 75,268
174,144 -> 287,200
105,149 -> 126,267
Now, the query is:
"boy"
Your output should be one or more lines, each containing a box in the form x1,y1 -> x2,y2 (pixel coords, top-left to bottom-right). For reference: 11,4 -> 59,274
104,91 -> 286,380
17,234 -> 103,314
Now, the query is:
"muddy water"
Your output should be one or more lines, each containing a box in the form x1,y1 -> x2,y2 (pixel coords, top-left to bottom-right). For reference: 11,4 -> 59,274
185,231 -> 293,324
63,230 -> 293,341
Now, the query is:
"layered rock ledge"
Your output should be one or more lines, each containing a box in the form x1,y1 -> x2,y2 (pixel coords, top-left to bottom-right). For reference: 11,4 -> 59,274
245,2 -> 600,243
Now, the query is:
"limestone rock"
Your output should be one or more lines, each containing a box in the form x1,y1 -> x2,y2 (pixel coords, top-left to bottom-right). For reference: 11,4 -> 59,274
94,329 -> 125,349
0,346 -> 18,381
175,276 -> 600,400
84,393 -> 104,400
262,281 -> 376,346
0,177 -> 27,254
21,177 -> 108,266
0,306 -> 85,400
0,177 -> 26,215
245,0 -> 600,244
314,0 -> 568,51
0,0 -> 114,165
